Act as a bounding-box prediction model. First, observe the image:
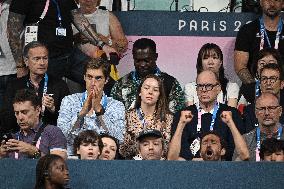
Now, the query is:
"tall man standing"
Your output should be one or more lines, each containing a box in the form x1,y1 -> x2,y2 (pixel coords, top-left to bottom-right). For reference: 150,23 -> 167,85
234,0 -> 284,84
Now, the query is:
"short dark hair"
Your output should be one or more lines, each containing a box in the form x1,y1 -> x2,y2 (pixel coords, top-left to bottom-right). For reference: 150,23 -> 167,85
260,63 -> 284,81
73,130 -> 103,157
34,154 -> 65,189
23,41 -> 48,58
84,58 -> 110,79
200,131 -> 226,151
132,38 -> 156,53
260,138 -> 284,160
251,48 -> 283,78
13,89 -> 41,108
100,133 -> 120,159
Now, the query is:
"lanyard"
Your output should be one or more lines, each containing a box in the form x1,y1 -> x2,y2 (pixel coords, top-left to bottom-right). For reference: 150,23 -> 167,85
197,103 -> 219,133
256,125 -> 283,161
51,0 -> 63,26
136,108 -> 149,130
81,91 -> 108,110
259,17 -> 283,50
131,67 -> 161,86
255,79 -> 260,97
26,73 -> 49,95
37,0 -> 50,24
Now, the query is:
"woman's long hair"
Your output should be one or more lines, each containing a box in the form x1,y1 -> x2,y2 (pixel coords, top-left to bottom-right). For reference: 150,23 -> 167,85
134,74 -> 169,123
196,43 -> 228,101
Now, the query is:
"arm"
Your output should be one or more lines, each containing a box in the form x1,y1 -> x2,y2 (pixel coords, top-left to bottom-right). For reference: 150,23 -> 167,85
226,82 -> 240,108
108,12 -> 128,54
221,111 -> 249,161
71,9 -> 116,55
7,12 -> 28,77
167,110 -> 193,160
234,50 -> 254,84
184,82 -> 195,107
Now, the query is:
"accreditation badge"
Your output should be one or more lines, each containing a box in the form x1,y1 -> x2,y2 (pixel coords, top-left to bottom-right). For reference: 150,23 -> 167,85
24,25 -> 38,45
190,137 -> 201,156
0,45 -> 5,58
56,27 -> 66,37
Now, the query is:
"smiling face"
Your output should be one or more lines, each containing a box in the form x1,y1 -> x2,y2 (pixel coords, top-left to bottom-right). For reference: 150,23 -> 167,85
200,134 -> 225,161
77,141 -> 100,160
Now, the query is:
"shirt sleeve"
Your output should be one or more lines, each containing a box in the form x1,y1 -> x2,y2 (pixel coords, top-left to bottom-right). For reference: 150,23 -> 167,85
234,21 -> 257,52
226,82 -> 240,100
102,99 -> 126,143
184,82 -> 196,104
40,125 -> 67,155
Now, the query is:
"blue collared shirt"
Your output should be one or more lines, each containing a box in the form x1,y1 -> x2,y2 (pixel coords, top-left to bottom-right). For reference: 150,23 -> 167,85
57,92 -> 125,155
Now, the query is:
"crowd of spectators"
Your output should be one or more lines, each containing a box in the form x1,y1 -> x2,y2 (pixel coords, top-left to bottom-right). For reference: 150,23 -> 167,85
0,0 -> 284,187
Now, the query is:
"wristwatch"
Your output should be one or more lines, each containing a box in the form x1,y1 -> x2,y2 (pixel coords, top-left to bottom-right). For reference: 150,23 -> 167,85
97,41 -> 106,50
33,150 -> 41,159
95,108 -> 105,116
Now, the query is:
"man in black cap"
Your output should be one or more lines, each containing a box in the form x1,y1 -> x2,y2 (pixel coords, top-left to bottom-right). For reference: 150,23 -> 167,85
136,129 -> 164,160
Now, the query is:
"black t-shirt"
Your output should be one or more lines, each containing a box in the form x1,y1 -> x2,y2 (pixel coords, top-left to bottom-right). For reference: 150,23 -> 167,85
235,18 -> 284,74
171,103 -> 245,161
10,0 -> 77,58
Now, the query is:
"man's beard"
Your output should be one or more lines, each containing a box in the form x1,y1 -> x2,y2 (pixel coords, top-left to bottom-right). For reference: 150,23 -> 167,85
263,9 -> 281,19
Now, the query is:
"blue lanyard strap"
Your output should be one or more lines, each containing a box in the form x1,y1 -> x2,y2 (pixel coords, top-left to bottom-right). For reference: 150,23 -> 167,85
131,67 -> 162,86
197,102 -> 219,133
81,91 -> 108,110
51,0 -> 63,26
259,17 -> 283,49
255,79 -> 260,97
210,103 -> 219,131
136,108 -> 146,130
256,125 -> 283,150
26,73 -> 48,95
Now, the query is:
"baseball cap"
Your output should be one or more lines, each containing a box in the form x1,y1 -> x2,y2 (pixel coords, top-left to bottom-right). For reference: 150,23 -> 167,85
136,129 -> 162,142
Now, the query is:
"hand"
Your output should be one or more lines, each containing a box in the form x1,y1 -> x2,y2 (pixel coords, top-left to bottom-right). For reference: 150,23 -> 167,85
4,139 -> 38,156
92,85 -> 104,113
42,94 -> 55,113
102,44 -> 117,58
16,67 -> 28,78
220,111 -> 233,125
80,91 -> 94,116
0,140 -> 8,157
179,110 -> 193,124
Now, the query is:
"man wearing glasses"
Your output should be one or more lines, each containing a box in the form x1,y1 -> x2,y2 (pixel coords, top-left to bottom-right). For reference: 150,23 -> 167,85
3,41 -> 69,132
243,63 -> 284,133
57,58 -> 125,156
234,92 -> 284,161
171,70 -> 244,161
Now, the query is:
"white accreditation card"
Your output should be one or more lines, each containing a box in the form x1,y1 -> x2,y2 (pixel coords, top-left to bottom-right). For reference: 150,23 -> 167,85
56,27 -> 66,36
24,25 -> 38,45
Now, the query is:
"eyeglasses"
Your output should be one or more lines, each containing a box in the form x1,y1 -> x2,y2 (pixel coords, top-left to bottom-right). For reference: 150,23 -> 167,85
260,76 -> 279,84
255,106 -> 280,114
196,83 -> 219,91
